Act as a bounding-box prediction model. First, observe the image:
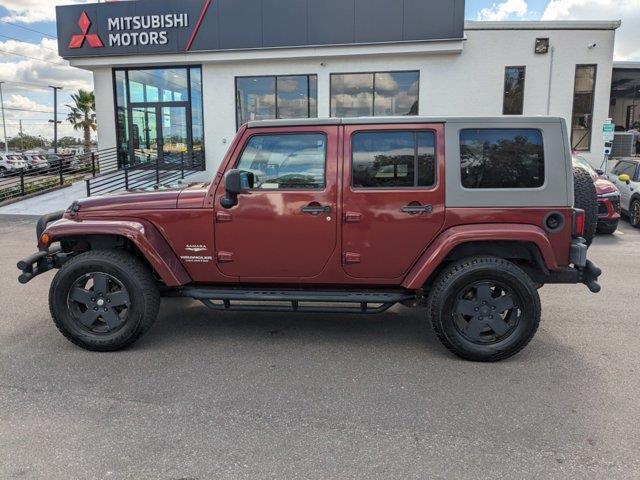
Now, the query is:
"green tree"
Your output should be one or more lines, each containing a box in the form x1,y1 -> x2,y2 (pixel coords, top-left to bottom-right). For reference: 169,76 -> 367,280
66,89 -> 96,152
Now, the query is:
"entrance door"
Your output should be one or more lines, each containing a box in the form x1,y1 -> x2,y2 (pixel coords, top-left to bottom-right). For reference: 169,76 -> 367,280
130,106 -> 159,164
341,124 -> 446,279
128,103 -> 191,166
214,127 -> 339,280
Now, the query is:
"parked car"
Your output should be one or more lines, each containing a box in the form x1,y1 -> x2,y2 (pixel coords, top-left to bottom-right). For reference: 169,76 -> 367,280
22,154 -> 50,172
573,155 -> 621,234
18,116 -> 602,362
0,153 -> 28,175
45,153 -> 82,172
608,158 -> 640,228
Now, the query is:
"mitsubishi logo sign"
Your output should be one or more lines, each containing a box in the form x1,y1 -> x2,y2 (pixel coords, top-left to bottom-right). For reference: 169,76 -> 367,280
68,11 -> 104,49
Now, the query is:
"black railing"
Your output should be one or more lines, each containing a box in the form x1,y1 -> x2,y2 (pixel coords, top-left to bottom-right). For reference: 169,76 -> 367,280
85,150 -> 205,197
0,147 -> 118,204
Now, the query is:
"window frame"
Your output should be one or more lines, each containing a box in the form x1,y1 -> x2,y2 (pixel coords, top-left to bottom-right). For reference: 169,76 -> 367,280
233,131 -> 329,191
349,128 -> 437,191
330,70 -> 420,118
112,64 -> 205,168
502,66 -> 526,116
613,160 -> 639,180
458,127 -> 547,191
234,74 -> 319,130
570,64 -> 598,152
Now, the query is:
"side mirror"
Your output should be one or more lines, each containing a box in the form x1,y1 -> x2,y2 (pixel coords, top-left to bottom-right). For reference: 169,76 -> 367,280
618,174 -> 631,184
595,169 -> 604,176
220,169 -> 254,208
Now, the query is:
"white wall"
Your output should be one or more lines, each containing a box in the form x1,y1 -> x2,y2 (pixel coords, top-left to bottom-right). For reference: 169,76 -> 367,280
87,24 -> 616,173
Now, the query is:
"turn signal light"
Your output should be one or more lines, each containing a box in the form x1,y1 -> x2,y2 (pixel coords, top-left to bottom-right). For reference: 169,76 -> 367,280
39,233 -> 51,247
573,209 -> 586,237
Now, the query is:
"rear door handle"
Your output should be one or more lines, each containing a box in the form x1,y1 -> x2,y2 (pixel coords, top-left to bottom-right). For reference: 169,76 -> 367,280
401,204 -> 433,215
301,204 -> 332,214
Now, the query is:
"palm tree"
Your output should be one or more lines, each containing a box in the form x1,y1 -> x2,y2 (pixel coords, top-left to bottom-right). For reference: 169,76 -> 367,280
66,89 -> 96,152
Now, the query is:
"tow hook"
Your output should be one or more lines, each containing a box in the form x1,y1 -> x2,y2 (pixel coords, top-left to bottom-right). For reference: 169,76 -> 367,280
580,260 -> 602,293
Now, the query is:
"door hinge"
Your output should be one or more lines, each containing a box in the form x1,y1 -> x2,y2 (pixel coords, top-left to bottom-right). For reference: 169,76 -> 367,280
343,252 -> 361,264
217,251 -> 234,263
216,211 -> 233,223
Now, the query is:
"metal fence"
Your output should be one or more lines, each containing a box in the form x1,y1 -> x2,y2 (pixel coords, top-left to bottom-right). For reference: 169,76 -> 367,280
86,150 -> 206,197
0,147 -> 118,204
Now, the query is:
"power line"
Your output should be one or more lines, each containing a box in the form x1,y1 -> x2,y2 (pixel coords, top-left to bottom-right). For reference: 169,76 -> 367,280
0,48 -> 67,66
0,19 -> 56,39
0,78 -> 59,90
2,106 -> 70,114
0,33 -> 58,52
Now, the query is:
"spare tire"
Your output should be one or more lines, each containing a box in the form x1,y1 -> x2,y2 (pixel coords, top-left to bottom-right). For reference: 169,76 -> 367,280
573,166 -> 598,246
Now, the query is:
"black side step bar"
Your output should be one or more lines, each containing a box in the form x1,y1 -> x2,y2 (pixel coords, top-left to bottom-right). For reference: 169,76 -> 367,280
180,287 -> 416,314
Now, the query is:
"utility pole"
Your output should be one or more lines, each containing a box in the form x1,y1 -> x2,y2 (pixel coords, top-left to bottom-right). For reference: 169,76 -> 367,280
0,81 -> 7,153
19,120 -> 23,151
49,85 -> 63,153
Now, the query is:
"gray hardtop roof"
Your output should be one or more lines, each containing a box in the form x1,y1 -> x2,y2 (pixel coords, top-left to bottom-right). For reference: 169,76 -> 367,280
246,116 -> 565,128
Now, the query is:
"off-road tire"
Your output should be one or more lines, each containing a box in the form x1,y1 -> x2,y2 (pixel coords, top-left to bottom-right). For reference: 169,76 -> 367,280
573,166 -> 598,245
427,256 -> 541,362
49,250 -> 160,351
630,199 -> 640,228
596,221 -> 618,235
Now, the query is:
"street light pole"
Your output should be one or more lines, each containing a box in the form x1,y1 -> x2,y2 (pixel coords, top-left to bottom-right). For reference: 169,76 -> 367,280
0,81 -> 7,153
49,85 -> 63,153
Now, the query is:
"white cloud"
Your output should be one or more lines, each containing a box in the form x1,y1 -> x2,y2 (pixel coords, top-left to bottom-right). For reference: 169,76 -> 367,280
477,0 -> 529,21
542,0 -> 640,60
1,0 -> 90,24
0,37 -> 94,140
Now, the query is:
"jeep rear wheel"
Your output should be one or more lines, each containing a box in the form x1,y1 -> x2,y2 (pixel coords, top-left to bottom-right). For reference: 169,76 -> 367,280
427,257 -> 541,362
49,250 -> 160,351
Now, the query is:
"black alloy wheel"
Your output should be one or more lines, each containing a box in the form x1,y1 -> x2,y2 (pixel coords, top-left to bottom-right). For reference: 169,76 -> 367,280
67,272 -> 131,333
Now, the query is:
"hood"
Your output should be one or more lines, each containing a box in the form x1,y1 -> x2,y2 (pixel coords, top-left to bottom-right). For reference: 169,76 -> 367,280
73,182 -> 209,212
594,177 -> 619,196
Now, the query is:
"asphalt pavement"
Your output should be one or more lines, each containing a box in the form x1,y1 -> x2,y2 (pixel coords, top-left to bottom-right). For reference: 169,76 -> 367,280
0,214 -> 638,479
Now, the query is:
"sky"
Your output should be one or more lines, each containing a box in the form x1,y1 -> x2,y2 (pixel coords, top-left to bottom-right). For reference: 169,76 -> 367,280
0,0 -> 639,141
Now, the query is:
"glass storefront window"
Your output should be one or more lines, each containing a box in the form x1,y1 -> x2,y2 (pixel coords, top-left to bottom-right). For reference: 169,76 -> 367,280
113,66 -> 204,168
571,65 -> 597,151
331,71 -> 419,117
235,74 -> 318,127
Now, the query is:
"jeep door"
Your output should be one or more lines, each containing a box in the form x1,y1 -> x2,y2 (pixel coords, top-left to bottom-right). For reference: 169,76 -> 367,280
214,126 -> 338,280
341,124 -> 445,279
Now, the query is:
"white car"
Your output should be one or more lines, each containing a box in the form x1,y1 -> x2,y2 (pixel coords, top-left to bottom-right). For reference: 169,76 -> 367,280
0,153 -> 28,175
22,154 -> 50,171
608,158 -> 640,228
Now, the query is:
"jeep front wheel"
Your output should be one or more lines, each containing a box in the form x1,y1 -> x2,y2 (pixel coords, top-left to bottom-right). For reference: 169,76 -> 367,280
427,256 -> 541,362
49,250 -> 160,351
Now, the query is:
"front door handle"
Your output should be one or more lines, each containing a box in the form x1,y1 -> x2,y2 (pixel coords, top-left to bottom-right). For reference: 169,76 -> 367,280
401,204 -> 433,215
301,204 -> 332,215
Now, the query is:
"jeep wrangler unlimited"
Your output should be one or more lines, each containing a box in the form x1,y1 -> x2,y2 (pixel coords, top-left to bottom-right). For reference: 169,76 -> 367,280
18,117 -> 601,361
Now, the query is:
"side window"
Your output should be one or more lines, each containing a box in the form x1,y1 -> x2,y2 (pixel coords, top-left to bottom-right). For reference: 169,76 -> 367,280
613,161 -> 637,178
352,131 -> 435,188
236,133 -> 326,189
460,128 -> 544,189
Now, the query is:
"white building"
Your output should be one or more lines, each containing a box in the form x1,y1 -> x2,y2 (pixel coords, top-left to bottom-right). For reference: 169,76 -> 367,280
56,1 -> 620,171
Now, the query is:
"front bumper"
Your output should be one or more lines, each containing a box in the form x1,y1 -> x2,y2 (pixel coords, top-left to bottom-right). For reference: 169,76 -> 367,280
17,211 -> 68,284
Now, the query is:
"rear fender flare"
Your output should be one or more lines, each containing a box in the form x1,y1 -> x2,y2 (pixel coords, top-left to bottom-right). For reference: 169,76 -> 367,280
402,224 -> 559,289
44,218 -> 191,287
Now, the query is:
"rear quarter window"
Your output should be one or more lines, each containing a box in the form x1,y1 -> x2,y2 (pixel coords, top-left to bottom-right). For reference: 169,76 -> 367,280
460,128 -> 545,189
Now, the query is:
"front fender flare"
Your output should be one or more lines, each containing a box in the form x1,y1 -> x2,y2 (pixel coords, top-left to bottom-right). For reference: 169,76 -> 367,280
402,224 -> 560,289
45,218 -> 191,287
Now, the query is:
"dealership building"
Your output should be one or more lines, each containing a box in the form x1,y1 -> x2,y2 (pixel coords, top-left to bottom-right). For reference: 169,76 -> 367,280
56,0 -> 620,172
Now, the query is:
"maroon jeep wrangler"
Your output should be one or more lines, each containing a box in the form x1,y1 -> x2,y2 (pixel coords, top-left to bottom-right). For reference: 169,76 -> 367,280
18,117 -> 601,361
